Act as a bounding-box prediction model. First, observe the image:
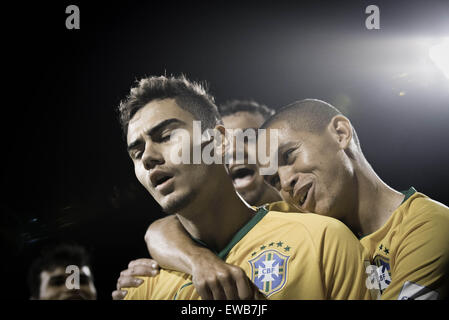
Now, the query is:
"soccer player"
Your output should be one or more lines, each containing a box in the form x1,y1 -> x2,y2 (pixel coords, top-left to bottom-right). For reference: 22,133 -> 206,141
28,244 -> 97,300
115,75 -> 371,300
217,100 -> 281,206
112,99 -> 284,300
260,99 -> 449,300
112,100 -> 289,300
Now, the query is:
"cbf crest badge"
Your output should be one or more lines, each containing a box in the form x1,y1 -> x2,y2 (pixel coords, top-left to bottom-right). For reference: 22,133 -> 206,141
249,249 -> 290,297
373,255 -> 391,293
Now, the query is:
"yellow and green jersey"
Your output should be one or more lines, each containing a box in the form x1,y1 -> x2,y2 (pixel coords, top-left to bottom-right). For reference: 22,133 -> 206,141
124,206 -> 371,300
360,187 -> 449,300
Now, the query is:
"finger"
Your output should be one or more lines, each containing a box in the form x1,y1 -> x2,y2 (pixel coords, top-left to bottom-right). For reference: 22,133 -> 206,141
193,279 -> 213,300
249,280 -> 267,300
118,276 -> 143,289
235,274 -> 253,300
121,265 -> 159,277
209,279 -> 227,300
128,259 -> 159,269
219,275 -> 239,300
112,290 -> 127,300
254,290 -> 267,300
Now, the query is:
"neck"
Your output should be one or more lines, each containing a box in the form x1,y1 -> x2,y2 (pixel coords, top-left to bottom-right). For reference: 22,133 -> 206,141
255,184 -> 282,206
347,157 -> 405,237
176,168 -> 255,253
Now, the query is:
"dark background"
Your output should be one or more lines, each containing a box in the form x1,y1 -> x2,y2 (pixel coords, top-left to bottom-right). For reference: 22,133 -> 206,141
2,0 -> 448,299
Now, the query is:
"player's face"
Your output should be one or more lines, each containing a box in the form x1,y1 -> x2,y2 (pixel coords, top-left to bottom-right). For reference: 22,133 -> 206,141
38,266 -> 97,300
265,121 -> 356,219
127,99 -> 213,214
222,111 -> 279,205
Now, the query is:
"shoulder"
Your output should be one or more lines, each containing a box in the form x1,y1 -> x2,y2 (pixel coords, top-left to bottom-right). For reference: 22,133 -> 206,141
264,211 -> 357,244
394,193 -> 449,260
403,193 -> 449,230
266,210 -> 351,231
408,193 -> 449,217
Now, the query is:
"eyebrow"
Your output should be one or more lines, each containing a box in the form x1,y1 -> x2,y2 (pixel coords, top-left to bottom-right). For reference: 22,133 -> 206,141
127,118 -> 185,152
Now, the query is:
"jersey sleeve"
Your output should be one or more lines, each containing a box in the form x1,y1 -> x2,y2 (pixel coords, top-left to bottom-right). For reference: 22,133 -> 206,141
123,276 -> 155,300
315,218 -> 372,300
381,200 -> 449,300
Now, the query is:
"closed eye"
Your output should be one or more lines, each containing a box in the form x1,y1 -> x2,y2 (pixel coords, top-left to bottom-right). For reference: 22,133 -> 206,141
154,129 -> 173,143
160,134 -> 171,142
134,151 -> 142,159
130,149 -> 143,160
283,148 -> 296,164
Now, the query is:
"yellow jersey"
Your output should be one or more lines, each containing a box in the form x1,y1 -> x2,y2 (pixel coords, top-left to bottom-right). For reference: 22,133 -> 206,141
360,187 -> 449,300
124,206 -> 371,300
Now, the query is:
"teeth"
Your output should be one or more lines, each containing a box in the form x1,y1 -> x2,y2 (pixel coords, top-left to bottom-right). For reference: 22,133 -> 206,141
299,191 -> 307,206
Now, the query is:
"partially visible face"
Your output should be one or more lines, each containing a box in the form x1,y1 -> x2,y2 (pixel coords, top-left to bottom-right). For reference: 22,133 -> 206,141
264,120 -> 356,219
38,266 -> 96,300
222,111 -> 280,205
127,98 -> 215,214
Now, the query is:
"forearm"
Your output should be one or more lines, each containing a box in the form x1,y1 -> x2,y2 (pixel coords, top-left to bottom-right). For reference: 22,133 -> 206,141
146,216 -> 263,300
145,215 -> 218,275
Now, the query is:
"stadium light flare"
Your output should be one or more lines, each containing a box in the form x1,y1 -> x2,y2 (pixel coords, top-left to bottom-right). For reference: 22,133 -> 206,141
429,38 -> 449,79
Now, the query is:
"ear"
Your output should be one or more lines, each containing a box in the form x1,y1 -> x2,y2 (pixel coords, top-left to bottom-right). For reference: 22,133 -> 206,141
328,115 -> 353,150
214,124 -> 231,158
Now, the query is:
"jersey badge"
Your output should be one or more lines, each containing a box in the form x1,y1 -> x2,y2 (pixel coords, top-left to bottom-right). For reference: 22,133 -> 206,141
249,249 -> 290,297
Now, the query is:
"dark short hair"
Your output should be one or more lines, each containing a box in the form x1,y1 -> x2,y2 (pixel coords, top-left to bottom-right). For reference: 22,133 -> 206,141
28,244 -> 92,298
218,100 -> 275,120
261,99 -> 360,148
118,75 -> 221,137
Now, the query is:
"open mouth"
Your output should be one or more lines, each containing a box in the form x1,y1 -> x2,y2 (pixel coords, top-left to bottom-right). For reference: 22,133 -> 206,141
230,166 -> 256,189
155,175 -> 172,188
295,182 -> 313,210
150,170 -> 175,192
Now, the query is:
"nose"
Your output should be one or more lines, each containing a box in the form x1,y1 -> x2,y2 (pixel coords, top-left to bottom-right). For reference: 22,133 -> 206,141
279,167 -> 297,193
141,143 -> 164,171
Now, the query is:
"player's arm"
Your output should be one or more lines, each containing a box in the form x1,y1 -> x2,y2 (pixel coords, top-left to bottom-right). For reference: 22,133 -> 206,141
145,215 -> 257,300
380,209 -> 449,300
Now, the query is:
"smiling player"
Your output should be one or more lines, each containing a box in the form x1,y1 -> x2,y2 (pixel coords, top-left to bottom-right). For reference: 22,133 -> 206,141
261,99 -> 449,299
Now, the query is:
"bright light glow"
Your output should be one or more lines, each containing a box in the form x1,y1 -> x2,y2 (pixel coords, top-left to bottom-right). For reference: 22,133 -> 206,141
429,38 -> 449,79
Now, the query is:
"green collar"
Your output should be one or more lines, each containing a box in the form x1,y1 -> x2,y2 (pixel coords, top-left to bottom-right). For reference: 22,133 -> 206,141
191,206 -> 269,260
400,186 -> 417,204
